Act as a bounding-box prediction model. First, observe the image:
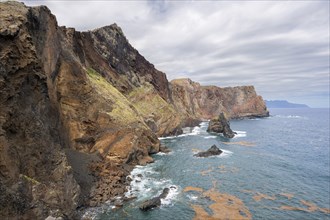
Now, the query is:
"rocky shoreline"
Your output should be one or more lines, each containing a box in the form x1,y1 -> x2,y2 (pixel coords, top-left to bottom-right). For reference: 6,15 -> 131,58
0,2 -> 269,219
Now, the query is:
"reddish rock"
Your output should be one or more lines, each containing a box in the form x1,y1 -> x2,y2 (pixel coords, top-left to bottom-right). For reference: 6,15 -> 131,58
170,78 -> 269,120
0,2 -> 269,219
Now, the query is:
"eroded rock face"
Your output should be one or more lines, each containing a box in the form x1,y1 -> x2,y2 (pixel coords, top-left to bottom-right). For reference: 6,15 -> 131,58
0,2 -> 159,218
171,78 -> 269,120
207,113 -> 236,138
0,2 -> 269,218
194,145 -> 223,157
0,2 -> 80,218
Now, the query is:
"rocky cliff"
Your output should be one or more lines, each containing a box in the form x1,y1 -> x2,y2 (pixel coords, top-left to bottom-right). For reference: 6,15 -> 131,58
0,2 -> 268,219
171,78 -> 269,120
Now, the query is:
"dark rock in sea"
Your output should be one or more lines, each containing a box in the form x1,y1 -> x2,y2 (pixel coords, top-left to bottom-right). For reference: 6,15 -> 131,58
139,188 -> 169,211
159,145 -> 171,153
194,145 -> 223,157
207,113 -> 237,138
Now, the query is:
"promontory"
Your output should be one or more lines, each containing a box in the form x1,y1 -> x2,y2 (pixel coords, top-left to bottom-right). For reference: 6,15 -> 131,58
0,2 -> 268,219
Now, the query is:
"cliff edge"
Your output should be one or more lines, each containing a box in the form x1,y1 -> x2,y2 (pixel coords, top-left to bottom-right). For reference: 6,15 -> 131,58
0,2 -> 268,219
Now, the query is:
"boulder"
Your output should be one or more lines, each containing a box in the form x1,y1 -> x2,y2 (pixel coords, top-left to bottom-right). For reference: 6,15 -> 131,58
139,188 -> 169,211
159,145 -> 171,153
194,145 -> 223,157
207,113 -> 236,138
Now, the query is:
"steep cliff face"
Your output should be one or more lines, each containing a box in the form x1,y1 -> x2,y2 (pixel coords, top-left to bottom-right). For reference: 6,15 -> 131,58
0,2 -> 268,219
171,78 -> 269,120
0,2 -> 161,219
82,25 -> 183,137
0,3 -> 80,219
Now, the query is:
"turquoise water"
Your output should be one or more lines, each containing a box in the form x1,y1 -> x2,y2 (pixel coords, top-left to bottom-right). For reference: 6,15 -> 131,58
93,108 -> 330,219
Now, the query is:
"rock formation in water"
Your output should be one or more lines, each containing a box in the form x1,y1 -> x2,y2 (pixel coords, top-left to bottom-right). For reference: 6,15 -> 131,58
207,113 -> 236,138
194,145 -> 223,157
0,2 -> 268,219
139,188 -> 170,211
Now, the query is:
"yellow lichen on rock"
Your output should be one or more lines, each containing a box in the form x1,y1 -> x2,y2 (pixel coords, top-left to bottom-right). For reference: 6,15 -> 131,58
86,68 -> 143,126
128,83 -> 182,135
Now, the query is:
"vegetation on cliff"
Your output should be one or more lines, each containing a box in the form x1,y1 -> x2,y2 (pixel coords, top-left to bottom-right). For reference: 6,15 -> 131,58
0,2 -> 268,219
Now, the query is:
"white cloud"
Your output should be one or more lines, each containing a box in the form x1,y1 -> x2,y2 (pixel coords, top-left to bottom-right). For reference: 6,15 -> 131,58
22,0 -> 329,107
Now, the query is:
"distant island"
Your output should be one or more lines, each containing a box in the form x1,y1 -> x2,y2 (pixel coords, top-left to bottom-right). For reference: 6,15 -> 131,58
265,100 -> 310,108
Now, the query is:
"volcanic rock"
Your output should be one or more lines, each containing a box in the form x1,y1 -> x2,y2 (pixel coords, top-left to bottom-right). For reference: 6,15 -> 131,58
139,188 -> 169,211
0,1 -> 269,219
194,145 -> 223,157
207,113 -> 237,138
170,78 -> 269,120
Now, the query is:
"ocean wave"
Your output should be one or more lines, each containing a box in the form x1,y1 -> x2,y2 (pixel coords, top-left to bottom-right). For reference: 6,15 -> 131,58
199,121 -> 209,128
234,130 -> 247,138
159,121 -> 210,140
156,152 -> 169,156
218,149 -> 233,158
125,165 -> 179,207
274,115 -> 305,119
158,136 -> 176,140
203,136 -> 217,139
160,186 -> 180,206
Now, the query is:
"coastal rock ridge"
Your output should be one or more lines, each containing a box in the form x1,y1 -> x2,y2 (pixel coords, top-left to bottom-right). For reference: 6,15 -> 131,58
0,2 -> 269,219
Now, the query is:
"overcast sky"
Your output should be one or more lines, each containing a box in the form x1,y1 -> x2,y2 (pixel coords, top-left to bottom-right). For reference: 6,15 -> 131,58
22,0 -> 329,108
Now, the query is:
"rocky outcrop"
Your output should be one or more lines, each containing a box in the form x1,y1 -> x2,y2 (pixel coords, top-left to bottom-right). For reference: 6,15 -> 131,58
0,2 -> 268,219
139,188 -> 169,211
207,113 -> 236,138
0,2 -> 159,219
194,145 -> 223,157
170,78 -> 269,120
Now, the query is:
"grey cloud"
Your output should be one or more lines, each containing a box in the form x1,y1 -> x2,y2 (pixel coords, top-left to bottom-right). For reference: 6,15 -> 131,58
22,0 -> 329,107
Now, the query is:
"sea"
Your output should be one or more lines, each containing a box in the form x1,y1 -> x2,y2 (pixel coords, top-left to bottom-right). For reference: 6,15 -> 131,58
87,108 -> 330,220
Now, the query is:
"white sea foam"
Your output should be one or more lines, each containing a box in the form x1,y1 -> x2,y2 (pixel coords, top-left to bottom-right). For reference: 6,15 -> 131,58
158,136 -> 176,140
203,136 -> 217,139
218,149 -> 233,158
274,115 -> 304,119
234,130 -> 247,138
156,152 -> 168,156
159,121 -> 210,140
199,121 -> 209,128
125,164 -> 179,206
187,194 -> 198,201
160,186 -> 180,206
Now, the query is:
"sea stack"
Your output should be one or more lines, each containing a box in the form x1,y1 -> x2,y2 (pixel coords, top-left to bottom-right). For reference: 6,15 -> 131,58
207,113 -> 236,138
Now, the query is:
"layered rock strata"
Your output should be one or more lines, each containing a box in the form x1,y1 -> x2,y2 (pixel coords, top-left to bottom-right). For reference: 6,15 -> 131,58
0,2 -> 268,219
171,78 -> 269,120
